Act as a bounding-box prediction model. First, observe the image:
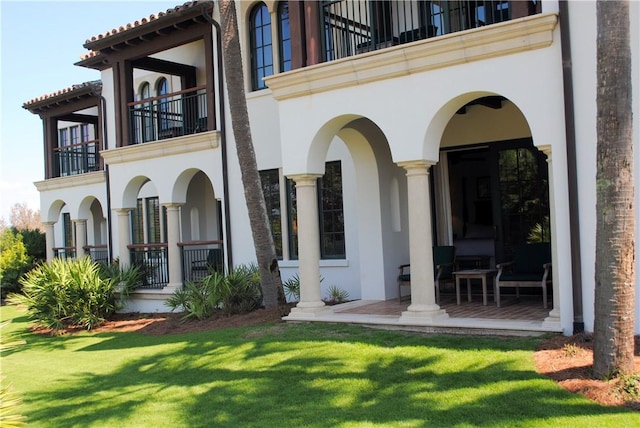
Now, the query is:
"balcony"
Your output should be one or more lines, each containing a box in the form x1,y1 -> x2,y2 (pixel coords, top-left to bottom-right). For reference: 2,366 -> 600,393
129,86 -> 208,145
53,139 -> 100,177
321,0 -> 539,61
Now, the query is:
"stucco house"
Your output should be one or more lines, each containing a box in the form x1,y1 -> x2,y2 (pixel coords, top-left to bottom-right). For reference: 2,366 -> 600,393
23,1 -> 639,336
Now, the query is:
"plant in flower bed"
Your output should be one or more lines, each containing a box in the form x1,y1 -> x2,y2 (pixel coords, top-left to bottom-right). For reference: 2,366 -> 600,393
166,263 -> 263,320
7,257 -> 140,331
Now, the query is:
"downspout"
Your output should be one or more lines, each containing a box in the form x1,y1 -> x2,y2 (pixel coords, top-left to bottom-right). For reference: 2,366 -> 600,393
559,1 -> 584,333
93,91 -> 114,263
202,5 -> 233,270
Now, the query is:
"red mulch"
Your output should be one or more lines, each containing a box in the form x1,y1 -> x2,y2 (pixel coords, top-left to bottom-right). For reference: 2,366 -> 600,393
30,309 -> 640,410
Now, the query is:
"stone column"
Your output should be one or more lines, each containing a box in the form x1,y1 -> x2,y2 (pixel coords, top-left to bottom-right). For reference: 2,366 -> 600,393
115,208 -> 132,267
43,222 -> 56,262
289,174 -> 328,315
539,146 -> 561,327
74,219 -> 87,259
398,161 -> 448,321
164,203 -> 183,291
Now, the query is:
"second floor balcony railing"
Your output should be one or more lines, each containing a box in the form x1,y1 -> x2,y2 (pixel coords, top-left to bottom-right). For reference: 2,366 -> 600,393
53,139 -> 100,177
129,86 -> 208,145
321,0 -> 537,61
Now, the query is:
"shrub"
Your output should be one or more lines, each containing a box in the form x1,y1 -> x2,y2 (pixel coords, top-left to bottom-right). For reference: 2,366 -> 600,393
283,274 -> 301,302
166,264 -> 263,320
324,285 -> 350,305
7,257 -> 140,331
222,264 -> 262,315
0,229 -> 32,299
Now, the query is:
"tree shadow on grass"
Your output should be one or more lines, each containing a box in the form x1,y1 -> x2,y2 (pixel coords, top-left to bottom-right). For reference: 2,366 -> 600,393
17,323 -> 639,427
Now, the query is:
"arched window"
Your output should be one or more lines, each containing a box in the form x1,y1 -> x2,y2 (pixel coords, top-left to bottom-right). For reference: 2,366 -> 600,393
278,2 -> 291,72
156,78 -> 169,133
249,3 -> 273,90
139,82 -> 153,142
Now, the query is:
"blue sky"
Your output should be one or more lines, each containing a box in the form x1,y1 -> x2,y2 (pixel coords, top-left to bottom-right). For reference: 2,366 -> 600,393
0,0 -> 181,224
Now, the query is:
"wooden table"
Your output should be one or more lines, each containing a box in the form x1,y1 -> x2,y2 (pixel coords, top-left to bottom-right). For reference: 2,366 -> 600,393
453,269 -> 497,306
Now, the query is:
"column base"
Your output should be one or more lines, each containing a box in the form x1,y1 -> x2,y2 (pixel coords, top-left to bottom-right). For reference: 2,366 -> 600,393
542,308 -> 561,329
399,303 -> 449,323
287,301 -> 332,317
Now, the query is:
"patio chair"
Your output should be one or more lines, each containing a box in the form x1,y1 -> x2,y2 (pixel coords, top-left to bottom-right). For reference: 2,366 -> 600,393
495,243 -> 552,308
398,245 -> 456,303
191,248 -> 223,275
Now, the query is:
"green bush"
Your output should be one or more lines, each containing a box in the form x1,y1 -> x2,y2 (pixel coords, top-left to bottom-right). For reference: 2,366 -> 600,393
223,264 -> 262,315
0,229 -> 32,299
166,264 -> 263,320
282,273 -> 301,302
7,257 -> 141,331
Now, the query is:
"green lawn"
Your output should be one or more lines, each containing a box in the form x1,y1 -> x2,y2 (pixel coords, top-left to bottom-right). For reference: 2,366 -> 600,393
1,305 -> 638,427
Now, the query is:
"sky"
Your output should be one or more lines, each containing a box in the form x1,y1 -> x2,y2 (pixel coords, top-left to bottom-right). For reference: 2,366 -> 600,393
0,0 -> 183,224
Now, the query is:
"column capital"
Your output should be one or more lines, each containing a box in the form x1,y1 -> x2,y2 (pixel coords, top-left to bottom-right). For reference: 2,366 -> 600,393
538,144 -> 552,161
397,160 -> 436,173
42,221 -> 56,226
114,208 -> 132,215
287,173 -> 322,186
162,203 -> 183,211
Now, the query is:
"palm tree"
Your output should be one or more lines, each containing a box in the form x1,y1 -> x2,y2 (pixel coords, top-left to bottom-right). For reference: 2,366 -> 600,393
593,0 -> 635,378
216,0 -> 285,309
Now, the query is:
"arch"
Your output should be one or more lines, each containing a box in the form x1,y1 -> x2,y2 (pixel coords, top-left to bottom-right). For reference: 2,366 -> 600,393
306,114 -> 365,173
78,195 -> 100,219
121,175 -> 151,209
45,199 -> 67,223
172,168 -> 218,203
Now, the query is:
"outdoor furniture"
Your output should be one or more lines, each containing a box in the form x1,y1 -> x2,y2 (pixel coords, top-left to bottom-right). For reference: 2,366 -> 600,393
398,246 -> 456,303
453,269 -> 497,306
191,248 -> 223,275
495,243 -> 552,308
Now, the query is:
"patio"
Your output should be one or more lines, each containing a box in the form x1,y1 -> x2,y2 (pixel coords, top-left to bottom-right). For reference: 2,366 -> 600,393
285,291 -> 560,337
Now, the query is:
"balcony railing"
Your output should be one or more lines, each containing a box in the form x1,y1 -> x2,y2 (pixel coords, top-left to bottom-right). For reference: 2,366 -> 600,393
179,240 -> 225,283
129,86 -> 208,145
321,0 -> 537,61
83,245 -> 109,265
128,243 -> 168,289
53,139 -> 100,177
53,247 -> 76,260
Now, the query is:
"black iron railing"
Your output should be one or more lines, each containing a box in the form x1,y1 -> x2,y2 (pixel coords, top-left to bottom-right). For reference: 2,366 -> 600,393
179,240 -> 225,283
129,86 -> 208,145
54,140 -> 100,177
53,247 -> 76,260
128,244 -> 169,289
321,0 -> 534,61
84,245 -> 109,265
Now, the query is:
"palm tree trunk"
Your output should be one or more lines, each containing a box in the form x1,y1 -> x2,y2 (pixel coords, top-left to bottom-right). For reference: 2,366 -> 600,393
217,0 -> 285,308
593,0 -> 635,378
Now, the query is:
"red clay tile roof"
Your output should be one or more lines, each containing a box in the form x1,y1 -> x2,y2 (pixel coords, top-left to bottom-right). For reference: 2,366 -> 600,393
23,81 -> 102,110
84,1 -> 213,49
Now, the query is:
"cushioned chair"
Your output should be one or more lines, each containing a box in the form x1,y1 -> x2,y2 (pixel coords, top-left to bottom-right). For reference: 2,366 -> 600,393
398,246 -> 456,303
191,248 -> 223,275
495,243 -> 552,308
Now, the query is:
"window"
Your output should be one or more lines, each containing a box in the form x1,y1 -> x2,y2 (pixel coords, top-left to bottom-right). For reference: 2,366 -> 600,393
318,161 -> 345,259
249,3 -> 273,90
278,2 -> 291,72
131,199 -> 144,245
264,161 -> 345,261
259,169 -> 283,258
146,197 -> 162,244
156,78 -> 170,133
62,212 -> 73,249
58,128 -> 69,147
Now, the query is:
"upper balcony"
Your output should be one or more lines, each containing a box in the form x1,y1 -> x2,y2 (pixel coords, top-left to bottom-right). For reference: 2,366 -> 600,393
319,0 -> 541,62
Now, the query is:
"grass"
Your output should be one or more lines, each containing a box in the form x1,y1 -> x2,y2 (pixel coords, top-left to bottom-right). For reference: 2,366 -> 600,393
1,305 -> 638,428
